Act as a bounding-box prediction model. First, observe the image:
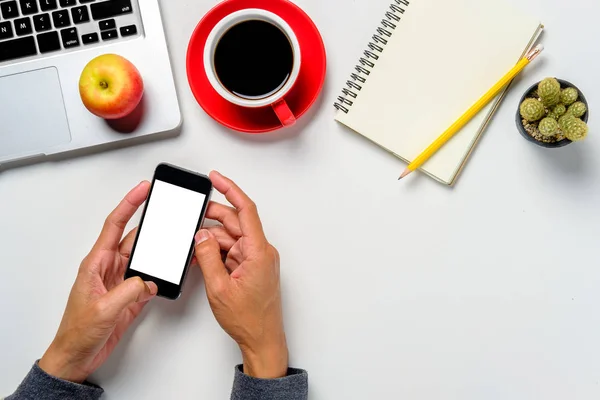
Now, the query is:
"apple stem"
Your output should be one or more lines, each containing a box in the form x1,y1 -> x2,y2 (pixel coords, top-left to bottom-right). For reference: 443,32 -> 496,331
100,81 -> 108,89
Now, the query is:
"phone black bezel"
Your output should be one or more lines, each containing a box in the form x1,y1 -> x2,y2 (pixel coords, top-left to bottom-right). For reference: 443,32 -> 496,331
124,163 -> 212,300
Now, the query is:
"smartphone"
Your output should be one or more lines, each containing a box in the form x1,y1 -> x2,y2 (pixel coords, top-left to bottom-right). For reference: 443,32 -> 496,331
125,163 -> 212,300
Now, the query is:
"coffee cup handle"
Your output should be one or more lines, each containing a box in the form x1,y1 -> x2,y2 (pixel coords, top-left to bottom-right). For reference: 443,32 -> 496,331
272,99 -> 296,127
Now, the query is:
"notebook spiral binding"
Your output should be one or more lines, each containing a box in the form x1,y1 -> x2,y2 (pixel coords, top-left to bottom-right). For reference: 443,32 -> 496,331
334,0 -> 410,113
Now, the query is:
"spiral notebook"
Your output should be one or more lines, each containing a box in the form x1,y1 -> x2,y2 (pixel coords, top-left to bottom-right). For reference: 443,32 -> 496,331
335,0 -> 543,185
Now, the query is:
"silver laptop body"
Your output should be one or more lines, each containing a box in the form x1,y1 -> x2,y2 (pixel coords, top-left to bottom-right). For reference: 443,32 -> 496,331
0,0 -> 181,169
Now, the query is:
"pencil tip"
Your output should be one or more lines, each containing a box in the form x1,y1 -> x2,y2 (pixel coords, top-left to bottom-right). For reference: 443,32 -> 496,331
399,169 -> 412,180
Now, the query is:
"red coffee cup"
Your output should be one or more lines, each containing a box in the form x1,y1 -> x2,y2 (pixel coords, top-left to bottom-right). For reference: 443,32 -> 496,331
203,9 -> 301,127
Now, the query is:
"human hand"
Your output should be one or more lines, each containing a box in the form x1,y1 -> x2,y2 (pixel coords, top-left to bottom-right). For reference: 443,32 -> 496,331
194,171 -> 288,379
39,182 -> 158,383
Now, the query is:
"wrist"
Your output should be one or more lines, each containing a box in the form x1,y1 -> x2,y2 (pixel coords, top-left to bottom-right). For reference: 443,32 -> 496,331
240,338 -> 289,379
39,343 -> 87,384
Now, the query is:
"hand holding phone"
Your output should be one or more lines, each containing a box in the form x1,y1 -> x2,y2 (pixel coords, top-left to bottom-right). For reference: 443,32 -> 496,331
125,163 -> 213,300
39,182 -> 158,384
193,171 -> 288,379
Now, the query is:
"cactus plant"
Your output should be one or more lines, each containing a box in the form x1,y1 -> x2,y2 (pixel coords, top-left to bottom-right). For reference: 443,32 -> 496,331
538,77 -> 561,107
563,118 -> 589,142
519,79 -> 589,145
520,98 -> 545,122
567,101 -> 587,118
558,114 -> 576,131
552,104 -> 567,117
560,87 -> 579,106
547,104 -> 566,120
538,117 -> 559,137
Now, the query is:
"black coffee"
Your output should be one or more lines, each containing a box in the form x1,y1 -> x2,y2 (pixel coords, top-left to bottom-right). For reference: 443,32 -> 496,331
214,20 -> 293,100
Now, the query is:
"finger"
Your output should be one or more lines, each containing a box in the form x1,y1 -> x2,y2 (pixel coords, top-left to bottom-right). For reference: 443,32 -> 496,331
194,229 -> 229,291
224,257 -> 240,274
205,202 -> 242,238
209,171 -> 266,246
95,181 -> 150,251
97,277 -> 157,323
118,227 -> 139,260
207,226 -> 237,252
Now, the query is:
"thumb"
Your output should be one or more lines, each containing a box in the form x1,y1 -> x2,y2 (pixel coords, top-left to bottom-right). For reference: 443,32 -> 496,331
100,277 -> 158,322
195,229 -> 229,290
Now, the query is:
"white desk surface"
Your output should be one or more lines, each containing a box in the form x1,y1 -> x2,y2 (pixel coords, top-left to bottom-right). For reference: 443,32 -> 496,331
2,0 -> 600,398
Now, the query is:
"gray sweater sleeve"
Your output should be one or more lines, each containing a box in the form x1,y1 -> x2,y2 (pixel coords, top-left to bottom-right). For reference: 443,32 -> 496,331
6,363 -> 307,399
231,365 -> 308,400
6,362 -> 103,400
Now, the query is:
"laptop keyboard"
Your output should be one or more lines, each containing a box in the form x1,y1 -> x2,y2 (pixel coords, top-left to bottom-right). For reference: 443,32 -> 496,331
0,0 -> 141,65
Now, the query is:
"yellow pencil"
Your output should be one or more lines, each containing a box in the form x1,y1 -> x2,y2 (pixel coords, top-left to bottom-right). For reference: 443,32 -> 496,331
399,44 -> 544,180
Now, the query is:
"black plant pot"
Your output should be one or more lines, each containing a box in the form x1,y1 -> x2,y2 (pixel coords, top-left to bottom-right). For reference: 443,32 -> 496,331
516,79 -> 589,148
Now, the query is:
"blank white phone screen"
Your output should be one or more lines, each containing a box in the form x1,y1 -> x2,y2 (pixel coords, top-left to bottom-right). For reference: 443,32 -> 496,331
129,180 -> 207,284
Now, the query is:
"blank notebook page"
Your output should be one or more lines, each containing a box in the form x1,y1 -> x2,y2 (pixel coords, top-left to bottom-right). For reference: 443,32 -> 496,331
336,0 -> 541,184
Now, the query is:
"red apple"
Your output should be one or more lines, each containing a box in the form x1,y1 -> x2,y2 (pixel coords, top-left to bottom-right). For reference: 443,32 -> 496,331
79,54 -> 144,120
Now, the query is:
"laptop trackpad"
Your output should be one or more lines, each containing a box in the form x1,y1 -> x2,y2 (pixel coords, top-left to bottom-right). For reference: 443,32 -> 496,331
0,67 -> 71,159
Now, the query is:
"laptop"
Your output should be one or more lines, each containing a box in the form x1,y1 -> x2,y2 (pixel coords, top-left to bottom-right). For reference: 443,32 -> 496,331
0,0 -> 181,169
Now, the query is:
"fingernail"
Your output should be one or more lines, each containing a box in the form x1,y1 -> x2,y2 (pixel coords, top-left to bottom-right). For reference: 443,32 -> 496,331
144,281 -> 158,295
195,230 -> 210,245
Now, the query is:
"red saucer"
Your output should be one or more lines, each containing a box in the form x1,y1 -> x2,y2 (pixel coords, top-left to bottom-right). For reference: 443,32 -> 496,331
186,0 -> 326,134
